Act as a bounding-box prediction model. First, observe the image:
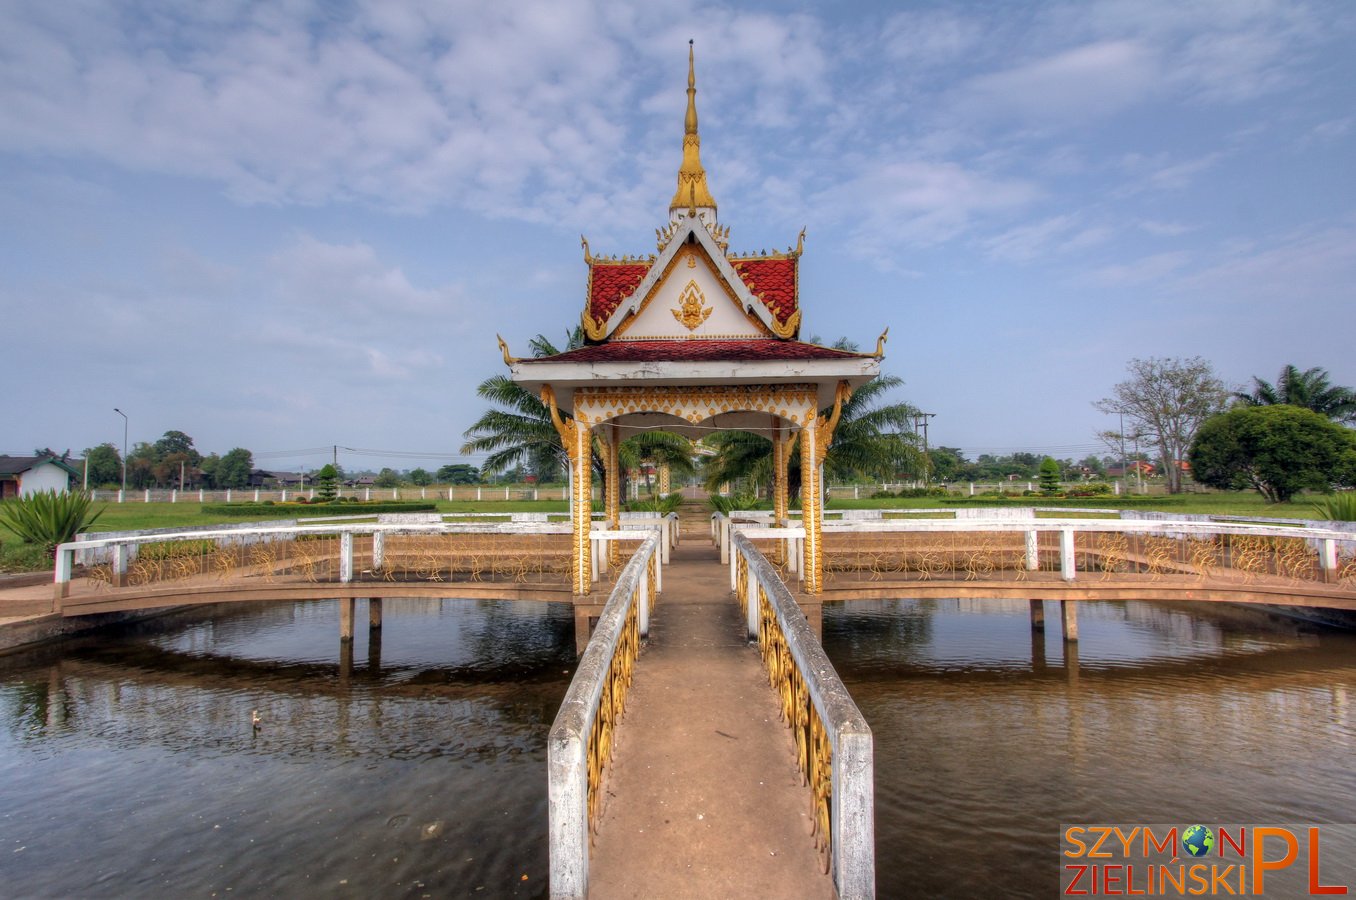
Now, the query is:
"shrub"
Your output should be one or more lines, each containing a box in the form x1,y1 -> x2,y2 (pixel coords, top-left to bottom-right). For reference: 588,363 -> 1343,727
870,490 -> 896,499
1311,492 -> 1356,522
627,493 -> 684,515
708,492 -> 759,514
0,490 -> 104,557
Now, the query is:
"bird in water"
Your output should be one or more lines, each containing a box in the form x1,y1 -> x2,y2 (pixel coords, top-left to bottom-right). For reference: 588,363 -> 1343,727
251,709 -> 262,732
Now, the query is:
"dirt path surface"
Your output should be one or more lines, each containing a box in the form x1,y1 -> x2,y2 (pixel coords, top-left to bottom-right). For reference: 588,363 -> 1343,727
586,541 -> 834,900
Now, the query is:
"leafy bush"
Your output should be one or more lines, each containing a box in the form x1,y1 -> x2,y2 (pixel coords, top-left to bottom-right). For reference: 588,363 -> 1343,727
0,490 -> 104,556
628,493 -> 684,515
708,491 -> 759,514
870,490 -> 896,499
1310,492 -> 1356,522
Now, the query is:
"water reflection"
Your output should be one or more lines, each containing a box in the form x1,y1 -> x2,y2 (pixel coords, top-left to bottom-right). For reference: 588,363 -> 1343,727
0,598 -> 574,898
824,598 -> 1356,898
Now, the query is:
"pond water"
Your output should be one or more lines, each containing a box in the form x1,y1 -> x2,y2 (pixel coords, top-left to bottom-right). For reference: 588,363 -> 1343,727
822,598 -> 1356,897
0,599 -> 575,898
4,594 -> 1353,898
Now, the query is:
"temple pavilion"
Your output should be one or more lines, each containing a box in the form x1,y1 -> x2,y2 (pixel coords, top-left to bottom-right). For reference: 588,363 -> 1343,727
506,44 -> 884,595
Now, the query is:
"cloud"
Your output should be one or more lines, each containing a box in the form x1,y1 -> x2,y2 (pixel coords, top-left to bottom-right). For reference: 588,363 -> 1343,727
815,160 -> 1039,257
957,40 -> 1160,124
983,214 -> 1112,263
1085,250 -> 1191,286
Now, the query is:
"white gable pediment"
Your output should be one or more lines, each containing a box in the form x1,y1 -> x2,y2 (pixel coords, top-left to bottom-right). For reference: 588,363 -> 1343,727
615,244 -> 768,340
597,213 -> 782,340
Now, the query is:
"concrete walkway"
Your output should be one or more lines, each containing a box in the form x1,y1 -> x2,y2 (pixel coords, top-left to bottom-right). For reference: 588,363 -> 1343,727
587,541 -> 834,900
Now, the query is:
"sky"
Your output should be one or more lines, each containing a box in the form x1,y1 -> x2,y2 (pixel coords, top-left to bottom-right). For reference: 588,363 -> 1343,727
2,0 -> 1354,474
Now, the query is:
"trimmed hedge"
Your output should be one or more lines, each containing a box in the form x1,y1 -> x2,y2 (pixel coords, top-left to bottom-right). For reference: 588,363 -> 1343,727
201,501 -> 438,518
937,495 -> 1171,508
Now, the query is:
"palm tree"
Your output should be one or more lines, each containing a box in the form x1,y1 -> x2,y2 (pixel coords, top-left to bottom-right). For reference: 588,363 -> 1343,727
701,373 -> 922,499
461,329 -> 696,492
1235,364 -> 1356,423
461,329 -> 585,481
619,431 -> 696,497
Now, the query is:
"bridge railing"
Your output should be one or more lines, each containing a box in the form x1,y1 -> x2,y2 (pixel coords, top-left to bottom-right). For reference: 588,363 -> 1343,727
548,532 -> 660,899
807,517 -> 1356,591
730,531 -> 875,899
56,519 -> 669,608
712,510 -> 1356,593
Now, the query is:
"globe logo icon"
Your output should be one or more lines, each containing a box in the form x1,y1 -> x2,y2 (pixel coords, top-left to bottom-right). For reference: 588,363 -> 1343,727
1182,825 -> 1214,858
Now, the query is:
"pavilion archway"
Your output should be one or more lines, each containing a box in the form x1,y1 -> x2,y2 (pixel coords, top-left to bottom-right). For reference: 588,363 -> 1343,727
542,380 -> 853,596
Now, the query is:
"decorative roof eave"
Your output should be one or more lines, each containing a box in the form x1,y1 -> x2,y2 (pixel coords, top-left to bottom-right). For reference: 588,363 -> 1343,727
588,212 -> 792,341
511,354 -> 878,418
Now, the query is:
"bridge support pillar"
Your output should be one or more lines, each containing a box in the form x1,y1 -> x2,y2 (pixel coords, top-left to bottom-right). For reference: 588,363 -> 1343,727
339,597 -> 356,641
1029,599 -> 1045,631
573,602 -> 605,656
798,600 -> 823,640
1060,599 -> 1078,643
369,598 -> 383,629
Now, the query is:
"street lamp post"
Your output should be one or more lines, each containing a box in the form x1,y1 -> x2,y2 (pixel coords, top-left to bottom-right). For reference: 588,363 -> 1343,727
113,408 -> 128,492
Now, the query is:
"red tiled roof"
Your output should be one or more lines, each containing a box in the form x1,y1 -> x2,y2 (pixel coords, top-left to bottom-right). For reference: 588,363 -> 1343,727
732,257 -> 797,325
522,340 -> 867,364
587,262 -> 649,323
586,254 -> 799,331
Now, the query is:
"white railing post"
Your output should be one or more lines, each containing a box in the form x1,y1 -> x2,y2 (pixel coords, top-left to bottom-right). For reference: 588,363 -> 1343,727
745,548 -> 759,639
144,489 -> 150,502
638,560 -> 651,637
112,542 -> 129,587
340,532 -> 353,583
1026,530 -> 1039,571
54,544 -> 73,604
1060,528 -> 1076,581
372,531 -> 385,570
117,489 -> 124,503
1321,538 -> 1339,582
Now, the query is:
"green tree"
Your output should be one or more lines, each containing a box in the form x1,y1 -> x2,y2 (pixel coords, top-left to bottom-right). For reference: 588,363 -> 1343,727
928,446 -> 965,482
1038,457 -> 1061,495
1188,405 -> 1356,503
1234,364 -> 1356,424
437,463 -> 481,484
1094,356 -> 1229,494
82,443 -> 122,487
462,328 -> 616,489
216,448 -> 254,489
409,468 -> 432,486
702,374 -> 920,499
374,468 -> 401,488
620,432 -> 696,497
314,463 -> 339,501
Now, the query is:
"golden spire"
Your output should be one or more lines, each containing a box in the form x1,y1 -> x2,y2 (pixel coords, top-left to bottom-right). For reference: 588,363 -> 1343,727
669,40 -> 717,217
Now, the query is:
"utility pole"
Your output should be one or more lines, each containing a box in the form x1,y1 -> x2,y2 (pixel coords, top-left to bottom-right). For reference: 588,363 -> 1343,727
113,408 -> 128,492
1118,411 -> 1128,495
911,413 -> 935,485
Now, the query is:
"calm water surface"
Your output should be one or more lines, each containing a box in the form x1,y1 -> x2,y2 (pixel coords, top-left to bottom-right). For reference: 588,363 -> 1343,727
822,599 -> 1356,898
0,599 -> 575,898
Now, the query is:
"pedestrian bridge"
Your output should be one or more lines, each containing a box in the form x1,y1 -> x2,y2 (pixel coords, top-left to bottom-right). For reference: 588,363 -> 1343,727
23,507 -> 1356,898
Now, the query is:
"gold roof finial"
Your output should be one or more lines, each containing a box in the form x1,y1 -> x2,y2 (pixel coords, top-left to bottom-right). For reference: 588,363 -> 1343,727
669,40 -> 717,217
